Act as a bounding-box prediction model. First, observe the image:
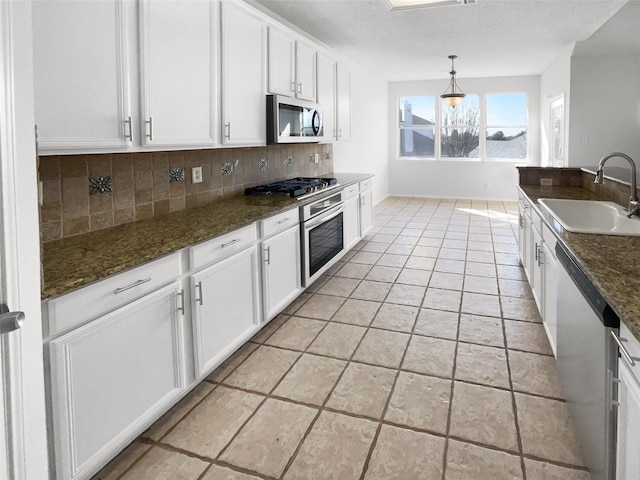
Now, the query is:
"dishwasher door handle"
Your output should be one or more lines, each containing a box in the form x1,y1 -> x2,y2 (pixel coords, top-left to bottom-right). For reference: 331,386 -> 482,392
611,330 -> 637,367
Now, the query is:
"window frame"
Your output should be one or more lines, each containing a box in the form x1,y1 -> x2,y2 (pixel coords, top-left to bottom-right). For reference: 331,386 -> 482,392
396,92 -> 529,163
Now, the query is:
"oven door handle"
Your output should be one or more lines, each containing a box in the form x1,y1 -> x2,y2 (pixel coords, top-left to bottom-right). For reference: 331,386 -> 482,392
305,204 -> 344,230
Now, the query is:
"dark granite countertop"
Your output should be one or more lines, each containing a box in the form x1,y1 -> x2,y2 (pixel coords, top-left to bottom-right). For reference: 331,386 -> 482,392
42,172 -> 373,300
518,184 -> 640,342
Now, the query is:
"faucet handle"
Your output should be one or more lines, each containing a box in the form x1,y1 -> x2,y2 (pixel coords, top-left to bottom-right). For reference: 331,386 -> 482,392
594,169 -> 604,184
627,198 -> 640,218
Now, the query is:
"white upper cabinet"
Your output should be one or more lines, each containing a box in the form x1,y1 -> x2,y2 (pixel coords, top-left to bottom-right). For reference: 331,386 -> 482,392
316,52 -> 335,141
139,0 -> 217,147
335,62 -> 351,140
221,1 -> 266,146
295,41 -> 317,101
268,27 -> 317,101
32,0 -> 133,152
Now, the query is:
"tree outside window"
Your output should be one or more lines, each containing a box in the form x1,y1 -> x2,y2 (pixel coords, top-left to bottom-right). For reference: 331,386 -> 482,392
441,95 -> 480,158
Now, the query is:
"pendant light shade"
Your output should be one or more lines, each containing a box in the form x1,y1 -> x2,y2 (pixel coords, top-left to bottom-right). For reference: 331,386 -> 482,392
441,55 -> 465,107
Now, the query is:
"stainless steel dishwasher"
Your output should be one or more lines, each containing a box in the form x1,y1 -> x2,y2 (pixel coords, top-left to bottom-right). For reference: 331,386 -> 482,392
556,243 -> 619,480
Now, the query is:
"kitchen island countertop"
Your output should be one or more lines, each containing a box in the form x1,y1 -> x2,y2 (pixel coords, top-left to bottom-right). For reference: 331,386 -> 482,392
519,184 -> 640,343
41,172 -> 373,300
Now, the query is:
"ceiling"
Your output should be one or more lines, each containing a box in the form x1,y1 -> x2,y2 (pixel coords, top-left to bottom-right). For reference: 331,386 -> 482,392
249,0 -> 638,82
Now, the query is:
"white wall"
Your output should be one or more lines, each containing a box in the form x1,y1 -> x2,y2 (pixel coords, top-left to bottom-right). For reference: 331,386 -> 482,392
332,63 -> 389,205
539,43 -> 574,167
388,76 -> 540,201
568,53 -> 640,168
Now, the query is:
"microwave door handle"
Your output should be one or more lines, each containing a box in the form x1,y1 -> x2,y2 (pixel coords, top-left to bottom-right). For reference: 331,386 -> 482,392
305,204 -> 344,230
312,110 -> 321,136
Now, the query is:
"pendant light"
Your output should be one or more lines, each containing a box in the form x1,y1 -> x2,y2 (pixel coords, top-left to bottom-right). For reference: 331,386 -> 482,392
441,55 -> 465,107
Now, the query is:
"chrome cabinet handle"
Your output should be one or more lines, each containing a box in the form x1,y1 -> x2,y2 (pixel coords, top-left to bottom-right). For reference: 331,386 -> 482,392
537,246 -> 543,266
145,117 -> 153,141
534,243 -> 540,262
124,116 -> 133,141
276,217 -> 290,225
221,238 -> 241,248
0,304 -> 24,335
265,246 -> 271,265
195,281 -> 203,306
611,331 -> 637,367
297,82 -> 303,94
177,289 -> 185,315
291,81 -> 296,93
114,277 -> 151,294
225,122 -> 231,140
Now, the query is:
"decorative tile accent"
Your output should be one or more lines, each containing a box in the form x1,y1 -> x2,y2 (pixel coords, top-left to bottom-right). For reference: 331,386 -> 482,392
89,176 -> 113,195
259,159 -> 267,170
284,156 -> 294,166
222,162 -> 234,175
169,168 -> 185,183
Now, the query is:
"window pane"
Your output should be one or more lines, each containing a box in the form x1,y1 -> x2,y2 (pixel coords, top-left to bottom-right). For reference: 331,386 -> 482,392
486,93 -> 527,126
486,129 -> 527,159
400,128 -> 434,157
441,94 -> 479,126
441,128 -> 479,158
399,96 -> 435,126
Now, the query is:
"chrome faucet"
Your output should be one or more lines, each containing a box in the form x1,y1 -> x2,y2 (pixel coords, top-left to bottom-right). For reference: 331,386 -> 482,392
594,152 -> 640,218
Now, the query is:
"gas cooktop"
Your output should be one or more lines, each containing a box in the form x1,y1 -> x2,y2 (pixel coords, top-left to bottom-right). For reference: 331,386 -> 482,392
245,177 -> 338,199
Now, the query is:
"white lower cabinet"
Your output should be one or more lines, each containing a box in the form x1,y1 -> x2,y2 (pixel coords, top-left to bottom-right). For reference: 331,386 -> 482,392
261,224 -> 303,321
541,222 -> 558,356
343,185 -> 361,251
191,245 -> 261,378
48,283 -> 186,480
615,324 -> 640,480
359,182 -> 373,237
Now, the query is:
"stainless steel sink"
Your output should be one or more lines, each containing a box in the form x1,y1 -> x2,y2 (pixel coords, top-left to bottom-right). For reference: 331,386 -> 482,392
538,198 -> 640,236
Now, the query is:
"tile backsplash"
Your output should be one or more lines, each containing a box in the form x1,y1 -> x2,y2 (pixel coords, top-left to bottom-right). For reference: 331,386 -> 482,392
40,144 -> 333,243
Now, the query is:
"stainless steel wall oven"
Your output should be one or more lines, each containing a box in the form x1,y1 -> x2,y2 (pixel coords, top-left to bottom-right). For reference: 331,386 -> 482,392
301,191 -> 344,286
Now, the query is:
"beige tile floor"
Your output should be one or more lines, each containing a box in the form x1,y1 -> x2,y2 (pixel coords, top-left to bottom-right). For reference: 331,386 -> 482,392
92,197 -> 591,480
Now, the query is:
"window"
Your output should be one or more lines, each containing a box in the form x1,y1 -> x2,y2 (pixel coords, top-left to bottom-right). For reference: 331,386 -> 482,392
485,93 -> 527,159
397,92 -> 528,161
399,96 -> 435,158
441,94 -> 480,158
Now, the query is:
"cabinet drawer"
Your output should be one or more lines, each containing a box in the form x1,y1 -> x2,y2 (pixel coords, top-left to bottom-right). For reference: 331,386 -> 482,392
190,224 -> 257,270
342,184 -> 359,200
619,322 -> 640,381
359,178 -> 373,192
261,208 -> 300,239
46,253 -> 181,337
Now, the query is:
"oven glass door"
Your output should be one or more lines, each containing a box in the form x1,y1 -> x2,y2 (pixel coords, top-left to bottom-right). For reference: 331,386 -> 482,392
308,211 -> 344,278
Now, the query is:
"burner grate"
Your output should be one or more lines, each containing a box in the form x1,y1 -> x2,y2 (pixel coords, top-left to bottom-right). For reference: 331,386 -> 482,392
245,177 -> 337,198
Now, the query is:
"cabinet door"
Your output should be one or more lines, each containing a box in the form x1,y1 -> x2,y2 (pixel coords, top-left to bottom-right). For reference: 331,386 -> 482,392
295,41 -> 317,101
517,204 -> 527,266
360,190 -> 373,237
267,27 -> 295,97
49,284 -> 185,480
343,194 -> 360,251
617,360 -> 640,480
221,2 -> 266,145
139,0 -> 217,147
335,62 -> 351,141
317,53 -> 336,141
522,212 -> 533,282
191,246 -> 261,377
542,241 -> 558,356
262,225 -> 303,321
530,223 -> 543,312
32,0 -> 132,151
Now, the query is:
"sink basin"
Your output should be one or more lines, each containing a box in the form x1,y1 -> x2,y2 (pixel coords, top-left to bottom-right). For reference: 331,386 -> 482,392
538,198 -> 640,236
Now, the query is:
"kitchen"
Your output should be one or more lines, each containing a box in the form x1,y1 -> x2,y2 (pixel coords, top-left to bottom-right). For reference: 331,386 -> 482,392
1,0 -> 639,479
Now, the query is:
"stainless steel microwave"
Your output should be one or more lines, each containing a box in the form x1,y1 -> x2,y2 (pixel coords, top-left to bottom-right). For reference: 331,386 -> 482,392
267,95 -> 323,144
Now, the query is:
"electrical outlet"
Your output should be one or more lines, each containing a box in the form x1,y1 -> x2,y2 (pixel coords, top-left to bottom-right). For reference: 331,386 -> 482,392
314,153 -> 319,164
192,166 -> 203,184
540,178 -> 553,186
38,180 -> 43,206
